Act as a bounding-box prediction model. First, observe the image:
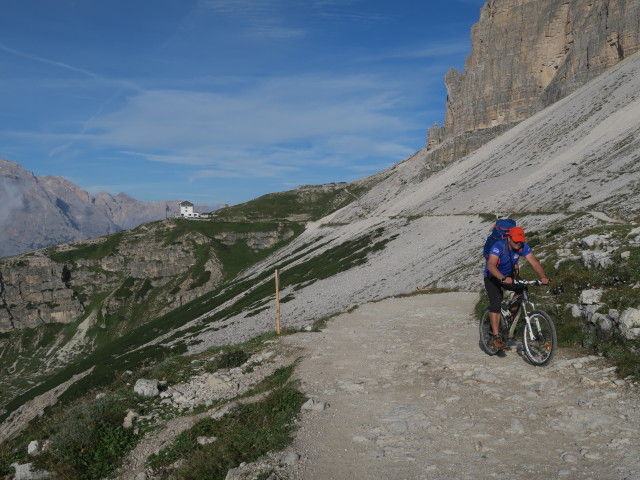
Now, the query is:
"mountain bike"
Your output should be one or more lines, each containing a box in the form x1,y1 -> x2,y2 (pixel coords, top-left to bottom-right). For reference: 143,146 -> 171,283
479,279 -> 557,366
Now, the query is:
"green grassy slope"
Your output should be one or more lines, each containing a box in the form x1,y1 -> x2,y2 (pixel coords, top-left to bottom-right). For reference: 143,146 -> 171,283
0,182 -> 369,420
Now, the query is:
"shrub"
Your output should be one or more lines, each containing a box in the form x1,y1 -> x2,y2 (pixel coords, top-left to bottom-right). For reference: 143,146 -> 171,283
207,349 -> 251,372
33,396 -> 138,479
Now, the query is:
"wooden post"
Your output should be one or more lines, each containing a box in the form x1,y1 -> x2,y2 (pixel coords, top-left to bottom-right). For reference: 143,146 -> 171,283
275,269 -> 281,335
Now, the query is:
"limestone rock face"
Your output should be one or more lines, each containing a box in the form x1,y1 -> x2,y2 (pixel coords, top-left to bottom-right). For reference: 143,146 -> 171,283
427,0 -> 640,161
0,224 -> 221,331
0,217 -> 296,332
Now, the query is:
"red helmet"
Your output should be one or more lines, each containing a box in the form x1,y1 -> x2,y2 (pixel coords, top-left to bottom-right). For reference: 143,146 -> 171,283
509,227 -> 526,242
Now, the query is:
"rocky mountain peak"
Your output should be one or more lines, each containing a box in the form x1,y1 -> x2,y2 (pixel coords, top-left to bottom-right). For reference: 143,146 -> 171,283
0,158 -> 210,258
426,0 -> 640,164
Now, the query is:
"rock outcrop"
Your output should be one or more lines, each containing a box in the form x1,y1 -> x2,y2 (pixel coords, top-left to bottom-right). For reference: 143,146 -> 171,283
0,226 -> 212,331
426,0 -> 640,165
0,220 -> 294,332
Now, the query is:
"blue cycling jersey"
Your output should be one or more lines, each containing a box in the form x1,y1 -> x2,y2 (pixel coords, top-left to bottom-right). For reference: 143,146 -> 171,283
483,240 -> 531,278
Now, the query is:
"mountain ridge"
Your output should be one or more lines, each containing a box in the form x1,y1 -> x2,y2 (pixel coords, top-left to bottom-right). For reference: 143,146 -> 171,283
0,158 -> 210,258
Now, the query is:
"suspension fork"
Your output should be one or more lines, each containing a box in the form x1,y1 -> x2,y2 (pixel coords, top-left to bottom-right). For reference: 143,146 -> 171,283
522,299 -> 540,341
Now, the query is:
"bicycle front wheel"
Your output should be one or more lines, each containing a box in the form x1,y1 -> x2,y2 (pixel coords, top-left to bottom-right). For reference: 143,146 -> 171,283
521,310 -> 557,366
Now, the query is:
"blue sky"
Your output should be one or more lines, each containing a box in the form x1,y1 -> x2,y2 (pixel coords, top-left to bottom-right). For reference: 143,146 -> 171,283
0,0 -> 485,207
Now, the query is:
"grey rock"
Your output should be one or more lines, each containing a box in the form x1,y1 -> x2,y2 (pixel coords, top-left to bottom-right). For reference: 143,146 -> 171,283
580,289 -> 603,305
10,463 -> 51,480
505,418 -> 525,435
197,436 -> 218,446
0,225 -> 226,331
571,304 -> 582,318
284,453 -> 300,465
594,314 -> 614,340
204,374 -> 234,391
618,309 -> 640,340
133,379 -> 160,398
388,421 -> 408,433
582,304 -> 602,323
581,235 -> 606,249
581,250 -> 613,269
426,0 -> 640,163
301,398 -> 330,411
27,441 -> 39,456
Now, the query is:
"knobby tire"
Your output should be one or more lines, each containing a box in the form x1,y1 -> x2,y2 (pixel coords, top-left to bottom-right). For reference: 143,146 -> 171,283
521,310 -> 557,366
479,308 -> 508,356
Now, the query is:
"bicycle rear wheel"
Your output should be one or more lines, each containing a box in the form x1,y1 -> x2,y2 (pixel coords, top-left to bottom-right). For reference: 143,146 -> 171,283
522,310 -> 557,366
479,308 -> 508,356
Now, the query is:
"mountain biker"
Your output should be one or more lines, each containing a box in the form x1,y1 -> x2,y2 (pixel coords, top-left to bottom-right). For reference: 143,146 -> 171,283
483,226 -> 549,350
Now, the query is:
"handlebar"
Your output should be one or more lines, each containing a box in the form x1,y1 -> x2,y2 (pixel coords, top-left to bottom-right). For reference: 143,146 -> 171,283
511,278 -> 551,286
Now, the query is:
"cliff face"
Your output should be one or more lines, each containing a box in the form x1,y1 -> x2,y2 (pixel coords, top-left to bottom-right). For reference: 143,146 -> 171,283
0,225 -> 212,332
426,0 -> 640,163
0,159 -> 210,258
0,220 -> 295,332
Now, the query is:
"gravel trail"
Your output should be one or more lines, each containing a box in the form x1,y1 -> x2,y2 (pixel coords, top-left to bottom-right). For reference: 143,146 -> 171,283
279,292 -> 640,480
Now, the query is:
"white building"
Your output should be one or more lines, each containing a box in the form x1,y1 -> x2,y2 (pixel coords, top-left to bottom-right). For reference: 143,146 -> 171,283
178,201 -> 200,218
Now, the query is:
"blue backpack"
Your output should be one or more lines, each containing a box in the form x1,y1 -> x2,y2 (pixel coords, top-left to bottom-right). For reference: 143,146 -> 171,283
482,218 -> 516,258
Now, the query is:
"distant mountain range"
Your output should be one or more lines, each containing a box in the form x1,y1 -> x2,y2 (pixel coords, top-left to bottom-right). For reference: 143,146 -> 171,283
0,159 -> 210,258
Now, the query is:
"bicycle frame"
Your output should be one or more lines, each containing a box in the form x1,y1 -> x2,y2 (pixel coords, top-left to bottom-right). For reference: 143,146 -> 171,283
480,277 -> 556,365
503,284 -> 537,341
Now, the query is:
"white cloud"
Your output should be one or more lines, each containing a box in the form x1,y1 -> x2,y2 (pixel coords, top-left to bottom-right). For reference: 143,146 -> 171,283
80,73 -> 417,176
373,41 -> 473,61
199,0 -> 307,39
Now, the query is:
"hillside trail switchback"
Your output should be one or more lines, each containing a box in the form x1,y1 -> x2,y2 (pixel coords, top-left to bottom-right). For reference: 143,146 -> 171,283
278,292 -> 640,480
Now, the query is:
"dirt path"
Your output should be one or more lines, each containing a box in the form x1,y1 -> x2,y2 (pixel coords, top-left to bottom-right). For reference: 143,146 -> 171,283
279,292 -> 640,480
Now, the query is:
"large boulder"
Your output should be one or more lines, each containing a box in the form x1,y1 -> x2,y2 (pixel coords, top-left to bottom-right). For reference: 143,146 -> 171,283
580,235 -> 607,249
618,308 -> 640,340
10,463 -> 51,480
133,379 -> 160,398
581,251 -> 613,269
579,290 -> 603,305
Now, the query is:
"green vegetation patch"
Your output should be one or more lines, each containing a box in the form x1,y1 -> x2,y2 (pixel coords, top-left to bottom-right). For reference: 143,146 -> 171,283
31,395 -> 138,480
148,366 -> 304,479
279,227 -> 396,289
212,184 -> 355,222
49,233 -> 124,264
597,339 -> 640,378
114,276 -> 136,298
205,349 -> 251,372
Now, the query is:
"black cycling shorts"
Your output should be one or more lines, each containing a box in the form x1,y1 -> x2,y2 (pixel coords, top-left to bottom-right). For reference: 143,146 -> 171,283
484,276 -> 518,313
